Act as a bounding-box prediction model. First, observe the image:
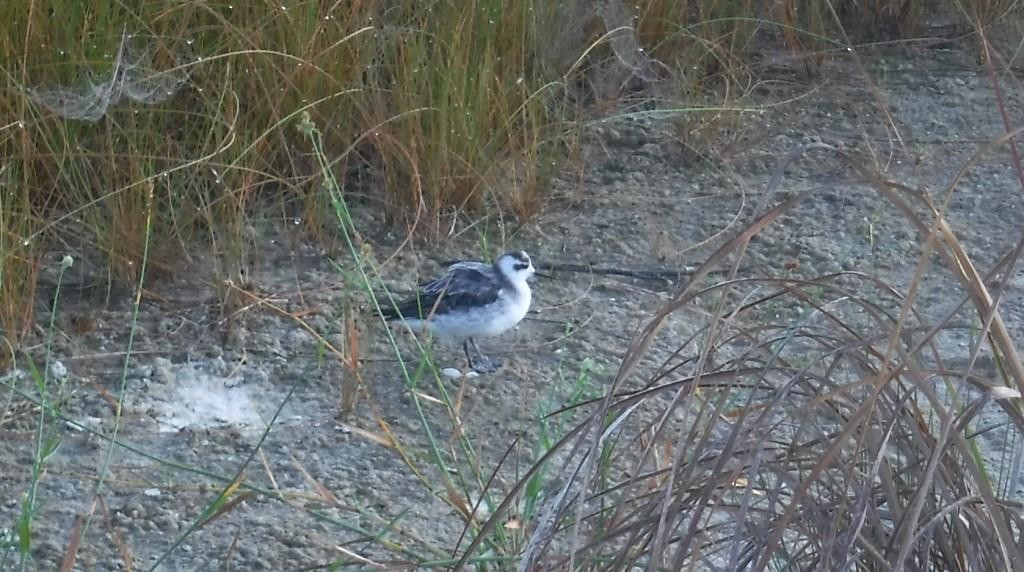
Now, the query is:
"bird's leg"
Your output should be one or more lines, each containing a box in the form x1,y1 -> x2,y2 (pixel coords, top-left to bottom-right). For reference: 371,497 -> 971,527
462,339 -> 475,370
466,337 -> 502,373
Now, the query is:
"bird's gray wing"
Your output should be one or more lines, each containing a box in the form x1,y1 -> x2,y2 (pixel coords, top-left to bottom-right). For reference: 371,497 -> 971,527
384,265 -> 501,319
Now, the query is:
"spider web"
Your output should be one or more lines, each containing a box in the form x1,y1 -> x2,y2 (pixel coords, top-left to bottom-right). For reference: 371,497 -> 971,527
29,27 -> 189,122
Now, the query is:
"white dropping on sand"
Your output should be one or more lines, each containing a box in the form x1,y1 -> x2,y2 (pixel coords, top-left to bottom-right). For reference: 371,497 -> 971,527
144,358 -> 264,432
50,360 -> 68,381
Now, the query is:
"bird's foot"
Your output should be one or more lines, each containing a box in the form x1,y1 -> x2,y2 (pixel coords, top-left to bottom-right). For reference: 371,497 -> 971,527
468,355 -> 502,374
463,339 -> 503,374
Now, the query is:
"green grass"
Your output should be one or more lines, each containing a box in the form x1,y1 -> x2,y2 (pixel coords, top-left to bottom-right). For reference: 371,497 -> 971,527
11,254 -> 72,571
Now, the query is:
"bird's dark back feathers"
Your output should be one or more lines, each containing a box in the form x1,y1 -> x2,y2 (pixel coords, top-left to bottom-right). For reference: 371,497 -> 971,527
382,265 -> 502,320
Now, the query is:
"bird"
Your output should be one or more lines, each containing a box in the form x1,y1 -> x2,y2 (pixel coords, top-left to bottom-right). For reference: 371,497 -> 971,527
381,250 -> 536,373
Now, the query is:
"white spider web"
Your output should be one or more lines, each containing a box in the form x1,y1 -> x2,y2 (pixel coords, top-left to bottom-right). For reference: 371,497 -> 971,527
29,27 -> 189,122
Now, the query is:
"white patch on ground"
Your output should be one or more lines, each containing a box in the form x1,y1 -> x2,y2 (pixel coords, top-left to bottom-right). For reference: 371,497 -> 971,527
141,359 -> 266,432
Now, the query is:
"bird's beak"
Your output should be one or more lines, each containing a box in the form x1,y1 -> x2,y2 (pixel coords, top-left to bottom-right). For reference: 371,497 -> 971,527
533,271 -> 553,280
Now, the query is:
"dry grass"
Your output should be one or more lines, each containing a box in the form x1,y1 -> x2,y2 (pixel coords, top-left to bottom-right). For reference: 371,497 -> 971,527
454,136 -> 1024,569
450,11 -> 1024,562
0,168 -> 39,363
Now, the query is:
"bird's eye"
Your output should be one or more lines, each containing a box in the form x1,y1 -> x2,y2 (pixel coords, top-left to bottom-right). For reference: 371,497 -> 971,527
513,263 -> 529,271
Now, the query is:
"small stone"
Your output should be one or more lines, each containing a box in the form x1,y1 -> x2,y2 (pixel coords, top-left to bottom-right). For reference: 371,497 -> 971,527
288,328 -> 312,345
157,513 -> 180,531
440,368 -> 463,379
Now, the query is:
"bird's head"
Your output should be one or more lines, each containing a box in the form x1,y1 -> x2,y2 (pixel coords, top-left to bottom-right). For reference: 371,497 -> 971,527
496,250 -> 535,284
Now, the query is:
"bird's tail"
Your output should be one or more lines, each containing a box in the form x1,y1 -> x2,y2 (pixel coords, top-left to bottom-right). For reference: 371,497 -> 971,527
377,295 -> 407,321
374,298 -> 396,320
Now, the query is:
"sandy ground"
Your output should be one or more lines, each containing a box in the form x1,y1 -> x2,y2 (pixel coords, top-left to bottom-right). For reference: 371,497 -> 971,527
4,35 -> 1024,570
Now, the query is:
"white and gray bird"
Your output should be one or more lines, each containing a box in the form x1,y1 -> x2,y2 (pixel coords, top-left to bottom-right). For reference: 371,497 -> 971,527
381,251 -> 536,373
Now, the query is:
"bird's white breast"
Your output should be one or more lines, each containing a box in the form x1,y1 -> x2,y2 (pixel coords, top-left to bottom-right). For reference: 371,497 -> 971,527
485,283 -> 531,336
